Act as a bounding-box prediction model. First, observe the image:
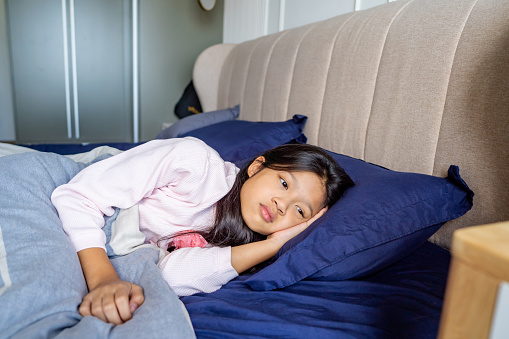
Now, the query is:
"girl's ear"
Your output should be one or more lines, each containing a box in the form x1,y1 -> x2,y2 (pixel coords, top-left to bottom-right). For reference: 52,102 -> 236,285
247,156 -> 265,177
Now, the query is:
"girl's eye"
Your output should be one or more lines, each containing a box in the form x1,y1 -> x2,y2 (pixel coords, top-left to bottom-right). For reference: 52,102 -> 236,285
296,206 -> 304,217
280,177 -> 288,190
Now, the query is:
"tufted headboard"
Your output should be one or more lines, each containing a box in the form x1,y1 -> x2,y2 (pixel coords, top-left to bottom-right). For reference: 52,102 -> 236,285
193,0 -> 509,249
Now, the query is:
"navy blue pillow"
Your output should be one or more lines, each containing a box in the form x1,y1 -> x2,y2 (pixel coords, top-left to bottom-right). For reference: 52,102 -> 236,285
245,152 -> 473,291
181,115 -> 307,162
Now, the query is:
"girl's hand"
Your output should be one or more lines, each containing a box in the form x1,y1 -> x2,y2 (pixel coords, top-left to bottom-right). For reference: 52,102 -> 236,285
231,208 -> 328,274
268,207 -> 328,247
79,278 -> 145,325
77,248 -> 145,325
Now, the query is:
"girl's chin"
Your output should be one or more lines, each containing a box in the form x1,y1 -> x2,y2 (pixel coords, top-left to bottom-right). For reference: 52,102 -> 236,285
245,220 -> 269,236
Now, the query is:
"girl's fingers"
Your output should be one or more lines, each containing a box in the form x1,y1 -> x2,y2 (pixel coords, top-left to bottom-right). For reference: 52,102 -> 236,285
313,207 -> 328,220
110,283 -> 145,324
298,207 -> 327,229
81,293 -> 108,323
102,293 -> 123,325
78,280 -> 143,325
115,291 -> 132,323
270,207 -> 329,242
130,284 -> 145,309
299,207 -> 328,231
90,299 -> 108,324
79,297 -> 92,317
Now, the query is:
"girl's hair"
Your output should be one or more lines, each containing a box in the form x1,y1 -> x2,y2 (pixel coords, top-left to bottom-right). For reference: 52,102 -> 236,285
163,144 -> 354,249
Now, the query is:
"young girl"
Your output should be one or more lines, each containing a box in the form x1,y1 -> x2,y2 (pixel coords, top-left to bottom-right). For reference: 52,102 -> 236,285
51,137 -> 353,326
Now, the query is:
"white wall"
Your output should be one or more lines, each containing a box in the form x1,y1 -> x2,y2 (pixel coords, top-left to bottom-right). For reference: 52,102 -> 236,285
223,0 -> 269,44
280,0 -> 354,31
139,0 -> 224,140
223,0 -> 396,44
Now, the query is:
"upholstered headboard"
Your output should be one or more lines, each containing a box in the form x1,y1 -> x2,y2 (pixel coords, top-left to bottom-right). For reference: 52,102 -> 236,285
193,0 -> 509,249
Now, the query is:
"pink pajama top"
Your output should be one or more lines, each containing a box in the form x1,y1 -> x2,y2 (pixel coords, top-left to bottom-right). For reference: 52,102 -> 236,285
51,137 -> 240,296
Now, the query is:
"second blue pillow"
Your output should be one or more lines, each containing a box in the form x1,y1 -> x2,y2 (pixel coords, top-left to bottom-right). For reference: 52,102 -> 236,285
182,114 -> 307,162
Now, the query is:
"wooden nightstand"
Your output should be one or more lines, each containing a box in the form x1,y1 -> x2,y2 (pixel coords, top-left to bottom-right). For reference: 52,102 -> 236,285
438,221 -> 509,338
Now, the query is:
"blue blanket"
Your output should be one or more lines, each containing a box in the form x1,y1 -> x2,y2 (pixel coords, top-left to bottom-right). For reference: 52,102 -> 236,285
181,241 -> 450,339
0,152 -> 195,338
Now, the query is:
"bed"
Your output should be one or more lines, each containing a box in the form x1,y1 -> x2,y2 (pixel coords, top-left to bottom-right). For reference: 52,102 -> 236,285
1,0 -> 508,337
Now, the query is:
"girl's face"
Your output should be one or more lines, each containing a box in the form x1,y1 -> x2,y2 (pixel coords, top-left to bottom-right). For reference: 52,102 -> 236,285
240,157 -> 326,235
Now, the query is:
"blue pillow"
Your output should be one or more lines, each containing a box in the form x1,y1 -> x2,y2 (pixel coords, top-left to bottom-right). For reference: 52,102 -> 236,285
156,105 -> 240,139
245,152 -> 473,291
182,114 -> 307,162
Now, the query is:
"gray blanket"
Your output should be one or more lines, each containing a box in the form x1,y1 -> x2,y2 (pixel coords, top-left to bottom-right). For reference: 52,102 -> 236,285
0,152 -> 195,338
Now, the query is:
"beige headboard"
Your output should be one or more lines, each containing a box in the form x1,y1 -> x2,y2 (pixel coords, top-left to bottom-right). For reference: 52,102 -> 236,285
193,0 -> 509,249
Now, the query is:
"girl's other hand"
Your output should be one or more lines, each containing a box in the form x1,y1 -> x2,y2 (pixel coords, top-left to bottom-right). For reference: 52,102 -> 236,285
267,207 -> 328,247
79,279 -> 145,325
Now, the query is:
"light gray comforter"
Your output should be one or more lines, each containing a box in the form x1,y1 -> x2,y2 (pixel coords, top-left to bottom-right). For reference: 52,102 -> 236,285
0,152 -> 195,338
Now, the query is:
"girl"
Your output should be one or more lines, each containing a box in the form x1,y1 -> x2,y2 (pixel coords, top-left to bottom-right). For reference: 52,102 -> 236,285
52,137 -> 353,326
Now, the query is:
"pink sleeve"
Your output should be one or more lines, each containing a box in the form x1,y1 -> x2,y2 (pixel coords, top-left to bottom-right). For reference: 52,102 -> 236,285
51,137 -> 233,252
158,246 -> 239,296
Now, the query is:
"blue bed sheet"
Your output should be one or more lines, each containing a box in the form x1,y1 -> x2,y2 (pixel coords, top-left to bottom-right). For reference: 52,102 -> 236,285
181,241 -> 450,339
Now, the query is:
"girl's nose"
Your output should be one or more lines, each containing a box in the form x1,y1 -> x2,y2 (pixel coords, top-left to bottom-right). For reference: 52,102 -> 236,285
273,197 -> 287,215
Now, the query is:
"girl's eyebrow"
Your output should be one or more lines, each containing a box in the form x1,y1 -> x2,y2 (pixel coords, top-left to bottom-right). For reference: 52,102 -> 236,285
286,171 -> 314,216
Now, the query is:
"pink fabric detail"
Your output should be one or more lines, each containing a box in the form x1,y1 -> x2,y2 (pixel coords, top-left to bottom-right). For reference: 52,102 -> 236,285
170,231 -> 208,250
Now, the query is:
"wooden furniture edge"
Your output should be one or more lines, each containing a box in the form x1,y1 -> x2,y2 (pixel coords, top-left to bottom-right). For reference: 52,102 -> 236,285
438,221 -> 509,339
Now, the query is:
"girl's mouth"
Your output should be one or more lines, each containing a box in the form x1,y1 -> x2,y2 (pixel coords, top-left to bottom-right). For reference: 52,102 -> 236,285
260,204 -> 275,223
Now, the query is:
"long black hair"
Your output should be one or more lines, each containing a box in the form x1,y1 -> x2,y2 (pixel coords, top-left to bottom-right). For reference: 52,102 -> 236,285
163,144 -> 354,249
